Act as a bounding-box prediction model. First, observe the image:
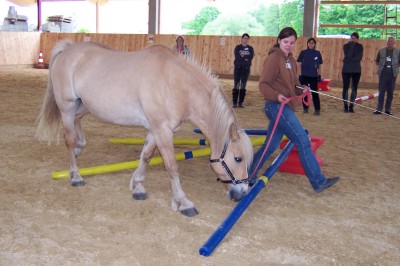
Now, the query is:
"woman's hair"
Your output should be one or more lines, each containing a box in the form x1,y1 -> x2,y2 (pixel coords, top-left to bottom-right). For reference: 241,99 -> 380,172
351,32 -> 359,39
307,37 -> 317,49
176,35 -> 184,44
274,27 -> 297,47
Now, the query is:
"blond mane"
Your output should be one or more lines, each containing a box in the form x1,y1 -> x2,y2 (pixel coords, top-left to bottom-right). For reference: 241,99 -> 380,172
209,84 -> 253,168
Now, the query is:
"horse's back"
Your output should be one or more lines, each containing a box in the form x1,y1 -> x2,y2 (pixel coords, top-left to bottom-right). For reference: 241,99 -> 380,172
49,41 -> 215,129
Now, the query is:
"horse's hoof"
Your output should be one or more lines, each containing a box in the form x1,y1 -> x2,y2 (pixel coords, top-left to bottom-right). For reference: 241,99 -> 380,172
71,180 -> 85,187
132,192 -> 147,200
180,207 -> 199,217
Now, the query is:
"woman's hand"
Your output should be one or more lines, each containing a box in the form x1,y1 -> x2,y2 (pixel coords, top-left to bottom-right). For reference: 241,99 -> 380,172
296,85 -> 310,93
278,94 -> 287,103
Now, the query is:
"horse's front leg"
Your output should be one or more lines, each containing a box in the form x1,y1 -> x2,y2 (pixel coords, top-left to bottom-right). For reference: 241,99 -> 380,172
130,133 -> 157,200
154,130 -> 198,217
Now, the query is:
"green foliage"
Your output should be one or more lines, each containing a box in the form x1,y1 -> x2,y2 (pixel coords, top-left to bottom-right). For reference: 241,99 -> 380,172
75,28 -> 91,33
279,0 -> 304,36
183,6 -> 220,35
319,4 -> 389,39
250,4 -> 280,36
201,13 -> 265,36
182,1 -> 396,40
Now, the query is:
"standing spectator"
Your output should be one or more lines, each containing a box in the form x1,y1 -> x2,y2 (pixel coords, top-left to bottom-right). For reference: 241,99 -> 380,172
373,36 -> 399,115
342,32 -> 363,113
297,38 -> 323,115
248,27 -> 339,192
232,33 -> 254,108
172,35 -> 191,57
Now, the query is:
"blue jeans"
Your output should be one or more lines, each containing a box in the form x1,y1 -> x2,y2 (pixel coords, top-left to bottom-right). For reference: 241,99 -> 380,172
249,102 -> 328,191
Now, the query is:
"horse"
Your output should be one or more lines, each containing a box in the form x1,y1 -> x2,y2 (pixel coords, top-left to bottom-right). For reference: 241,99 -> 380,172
36,41 -> 253,217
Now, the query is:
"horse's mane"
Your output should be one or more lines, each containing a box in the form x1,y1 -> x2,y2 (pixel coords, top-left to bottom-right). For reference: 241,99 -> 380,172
173,51 -> 253,167
209,84 -> 253,168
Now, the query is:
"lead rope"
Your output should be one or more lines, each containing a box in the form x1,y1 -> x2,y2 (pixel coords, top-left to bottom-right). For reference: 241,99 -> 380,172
249,88 -> 311,181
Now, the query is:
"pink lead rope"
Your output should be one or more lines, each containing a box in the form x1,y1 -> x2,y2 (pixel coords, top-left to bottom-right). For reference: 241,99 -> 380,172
249,87 -> 311,180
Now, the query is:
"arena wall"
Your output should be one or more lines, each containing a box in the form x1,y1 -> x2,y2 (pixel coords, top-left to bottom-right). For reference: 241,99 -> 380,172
0,32 -> 390,87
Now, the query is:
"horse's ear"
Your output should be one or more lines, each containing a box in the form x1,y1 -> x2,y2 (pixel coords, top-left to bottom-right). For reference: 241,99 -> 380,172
229,123 -> 240,141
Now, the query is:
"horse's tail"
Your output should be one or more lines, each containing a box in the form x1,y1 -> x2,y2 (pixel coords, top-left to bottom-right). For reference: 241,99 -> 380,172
35,40 -> 73,144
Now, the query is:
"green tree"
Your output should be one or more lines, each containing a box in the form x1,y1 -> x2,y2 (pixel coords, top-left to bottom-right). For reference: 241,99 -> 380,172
201,13 -> 265,36
319,4 -> 386,39
183,6 -> 220,35
250,3 -> 280,36
279,0 -> 304,36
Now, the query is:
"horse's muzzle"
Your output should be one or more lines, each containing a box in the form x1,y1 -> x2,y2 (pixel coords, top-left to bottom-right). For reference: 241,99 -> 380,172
228,183 -> 248,202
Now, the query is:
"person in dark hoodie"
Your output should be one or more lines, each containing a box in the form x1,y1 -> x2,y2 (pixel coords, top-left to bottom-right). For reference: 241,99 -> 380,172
232,33 -> 254,108
248,27 -> 339,193
297,37 -> 323,115
342,32 -> 363,113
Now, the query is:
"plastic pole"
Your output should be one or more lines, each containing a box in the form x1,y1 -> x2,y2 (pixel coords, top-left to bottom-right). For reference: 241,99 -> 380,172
355,92 -> 379,103
51,137 -> 273,180
193,128 -> 268,136
199,141 -> 295,257
109,138 -> 209,146
52,147 -> 211,179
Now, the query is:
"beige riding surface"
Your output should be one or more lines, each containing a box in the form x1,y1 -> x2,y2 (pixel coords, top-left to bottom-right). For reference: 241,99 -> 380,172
0,69 -> 399,265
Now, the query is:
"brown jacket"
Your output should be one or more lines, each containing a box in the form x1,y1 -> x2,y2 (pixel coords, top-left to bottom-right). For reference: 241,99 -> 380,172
259,46 -> 302,111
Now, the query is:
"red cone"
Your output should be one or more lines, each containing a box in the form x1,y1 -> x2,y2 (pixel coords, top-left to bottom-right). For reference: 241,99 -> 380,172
35,50 -> 47,69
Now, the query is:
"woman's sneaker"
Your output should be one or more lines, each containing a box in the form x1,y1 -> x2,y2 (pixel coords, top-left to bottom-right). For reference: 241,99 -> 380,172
315,176 -> 340,193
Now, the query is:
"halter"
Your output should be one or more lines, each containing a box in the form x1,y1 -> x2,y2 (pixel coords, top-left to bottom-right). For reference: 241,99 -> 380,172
210,142 -> 249,185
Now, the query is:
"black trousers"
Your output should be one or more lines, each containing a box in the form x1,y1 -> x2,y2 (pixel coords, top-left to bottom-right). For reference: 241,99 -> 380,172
342,72 -> 361,108
299,75 -> 320,111
232,67 -> 250,105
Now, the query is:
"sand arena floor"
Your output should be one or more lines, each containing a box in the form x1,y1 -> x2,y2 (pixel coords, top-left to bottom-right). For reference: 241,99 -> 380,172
0,69 -> 399,265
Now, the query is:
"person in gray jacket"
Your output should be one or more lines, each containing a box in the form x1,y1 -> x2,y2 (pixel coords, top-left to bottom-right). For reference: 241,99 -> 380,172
342,32 -> 363,113
373,36 -> 399,116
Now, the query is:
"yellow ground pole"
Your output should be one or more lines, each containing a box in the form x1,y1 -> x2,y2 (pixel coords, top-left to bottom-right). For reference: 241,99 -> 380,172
52,147 -> 211,180
51,136 -> 287,180
109,138 -> 209,146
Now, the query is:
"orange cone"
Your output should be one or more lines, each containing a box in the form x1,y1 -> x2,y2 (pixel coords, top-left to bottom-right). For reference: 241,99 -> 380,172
35,50 -> 47,69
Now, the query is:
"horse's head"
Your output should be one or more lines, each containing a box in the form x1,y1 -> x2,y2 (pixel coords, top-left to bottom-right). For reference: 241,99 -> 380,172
210,123 -> 253,202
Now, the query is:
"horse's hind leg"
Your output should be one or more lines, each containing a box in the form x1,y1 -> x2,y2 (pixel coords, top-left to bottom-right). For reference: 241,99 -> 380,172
61,102 -> 85,187
74,101 -> 88,157
130,132 -> 157,200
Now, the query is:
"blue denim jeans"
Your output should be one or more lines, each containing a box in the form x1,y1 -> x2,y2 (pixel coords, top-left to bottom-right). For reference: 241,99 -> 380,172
249,102 -> 328,191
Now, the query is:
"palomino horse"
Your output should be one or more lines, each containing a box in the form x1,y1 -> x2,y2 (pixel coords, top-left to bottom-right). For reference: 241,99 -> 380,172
36,41 -> 253,217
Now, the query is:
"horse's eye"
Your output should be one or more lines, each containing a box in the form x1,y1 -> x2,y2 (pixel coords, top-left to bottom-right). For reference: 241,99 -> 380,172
234,157 -> 242,163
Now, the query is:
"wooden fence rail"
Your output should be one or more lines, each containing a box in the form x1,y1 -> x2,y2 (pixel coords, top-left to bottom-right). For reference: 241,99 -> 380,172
0,32 -> 392,86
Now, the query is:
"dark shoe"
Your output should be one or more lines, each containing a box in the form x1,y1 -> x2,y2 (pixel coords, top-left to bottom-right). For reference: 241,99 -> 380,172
238,103 -> 244,108
315,176 -> 340,193
349,108 -> 355,113
343,106 -> 348,113
314,110 -> 320,116
385,111 -> 393,116
373,111 -> 381,115
233,104 -> 238,108
303,109 -> 309,114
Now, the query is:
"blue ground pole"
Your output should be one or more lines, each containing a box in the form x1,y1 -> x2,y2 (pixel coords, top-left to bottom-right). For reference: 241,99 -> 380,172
199,141 -> 295,257
194,128 -> 268,136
